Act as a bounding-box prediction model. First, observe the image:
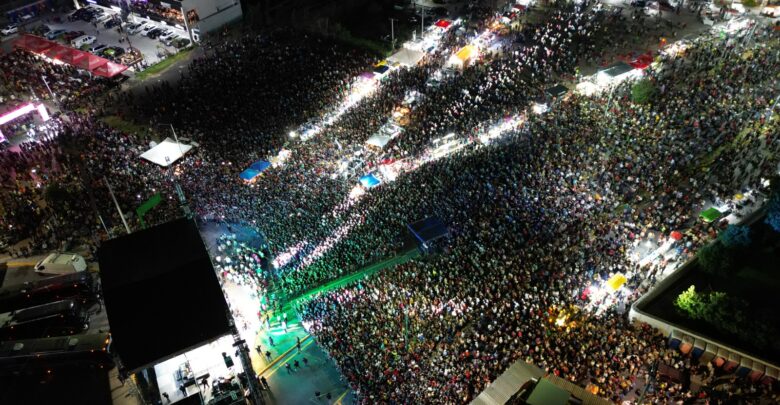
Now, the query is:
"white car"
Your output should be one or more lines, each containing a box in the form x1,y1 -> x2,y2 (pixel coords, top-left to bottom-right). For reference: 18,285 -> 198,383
140,24 -> 156,36
159,29 -> 177,43
95,13 -> 114,24
1,24 -> 18,36
126,22 -> 146,35
72,35 -> 96,48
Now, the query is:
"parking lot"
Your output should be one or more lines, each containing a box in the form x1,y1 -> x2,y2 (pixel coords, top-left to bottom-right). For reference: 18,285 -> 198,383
1,4 -> 191,70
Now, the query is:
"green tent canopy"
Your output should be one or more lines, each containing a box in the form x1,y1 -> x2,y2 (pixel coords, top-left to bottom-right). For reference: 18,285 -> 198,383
699,207 -> 723,223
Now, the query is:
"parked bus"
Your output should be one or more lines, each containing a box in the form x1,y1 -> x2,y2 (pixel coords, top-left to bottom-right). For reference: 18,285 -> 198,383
0,299 -> 90,340
0,272 -> 96,314
0,332 -> 112,376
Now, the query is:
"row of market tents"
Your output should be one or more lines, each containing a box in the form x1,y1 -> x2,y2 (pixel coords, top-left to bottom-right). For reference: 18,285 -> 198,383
14,34 -> 128,78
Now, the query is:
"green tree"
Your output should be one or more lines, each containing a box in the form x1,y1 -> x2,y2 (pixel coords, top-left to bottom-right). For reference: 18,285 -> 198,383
718,224 -> 751,248
631,79 -> 656,104
675,285 -> 706,319
696,241 -> 733,276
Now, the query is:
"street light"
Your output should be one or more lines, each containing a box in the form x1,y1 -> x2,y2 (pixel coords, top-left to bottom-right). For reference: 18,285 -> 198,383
390,18 -> 398,51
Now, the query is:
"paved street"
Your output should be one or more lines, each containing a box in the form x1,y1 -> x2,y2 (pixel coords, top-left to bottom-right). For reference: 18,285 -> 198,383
198,221 -> 356,404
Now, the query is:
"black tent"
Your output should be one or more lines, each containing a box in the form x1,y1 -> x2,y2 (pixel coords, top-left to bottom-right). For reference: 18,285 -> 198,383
545,84 -> 569,98
98,218 -> 231,373
407,217 -> 449,254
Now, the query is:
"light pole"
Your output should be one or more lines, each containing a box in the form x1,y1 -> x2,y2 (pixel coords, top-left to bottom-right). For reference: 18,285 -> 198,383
421,6 -> 425,38
104,176 -> 131,234
41,76 -> 55,101
390,18 -> 397,50
157,123 -> 192,219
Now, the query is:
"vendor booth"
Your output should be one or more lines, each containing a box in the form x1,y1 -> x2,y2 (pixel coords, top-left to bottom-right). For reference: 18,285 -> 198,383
448,45 -> 478,69
140,137 -> 193,167
388,47 -> 426,67
239,160 -> 271,183
359,173 -> 381,189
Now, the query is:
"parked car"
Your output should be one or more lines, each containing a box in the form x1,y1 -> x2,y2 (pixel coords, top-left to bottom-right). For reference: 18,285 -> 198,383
71,35 -> 96,48
140,24 -> 156,36
20,14 -> 34,22
171,37 -> 191,49
146,27 -> 164,39
101,46 -> 125,61
88,43 -> 107,54
95,13 -> 113,25
159,29 -> 177,43
62,30 -> 85,42
126,22 -> 145,34
104,17 -> 121,29
31,24 -> 50,35
88,10 -> 106,22
46,29 -> 67,40
1,24 -> 18,36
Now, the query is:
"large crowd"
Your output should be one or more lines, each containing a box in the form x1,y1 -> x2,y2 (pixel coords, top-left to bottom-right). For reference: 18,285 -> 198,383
0,0 -> 779,403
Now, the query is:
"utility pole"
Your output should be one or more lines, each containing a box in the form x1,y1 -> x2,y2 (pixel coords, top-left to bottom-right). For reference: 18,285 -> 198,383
104,177 -> 131,234
390,18 -> 397,50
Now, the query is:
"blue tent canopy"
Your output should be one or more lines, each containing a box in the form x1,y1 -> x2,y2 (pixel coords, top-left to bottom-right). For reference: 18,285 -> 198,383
239,169 -> 260,181
359,173 -> 381,188
250,160 -> 271,172
240,160 -> 271,182
373,65 -> 391,74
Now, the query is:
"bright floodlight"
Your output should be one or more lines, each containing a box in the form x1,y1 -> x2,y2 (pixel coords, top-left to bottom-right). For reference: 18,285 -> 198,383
289,131 -> 297,138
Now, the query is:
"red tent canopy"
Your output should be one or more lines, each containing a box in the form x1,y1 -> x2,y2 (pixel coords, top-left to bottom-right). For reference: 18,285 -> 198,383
14,34 -> 128,78
13,34 -> 55,53
92,61 -> 128,78
630,52 -> 654,70
435,19 -> 451,29
42,44 -> 71,60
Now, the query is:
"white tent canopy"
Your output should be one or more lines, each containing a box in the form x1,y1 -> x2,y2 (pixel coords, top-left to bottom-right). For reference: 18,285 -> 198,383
140,137 -> 193,167
388,47 -> 426,67
366,134 -> 392,150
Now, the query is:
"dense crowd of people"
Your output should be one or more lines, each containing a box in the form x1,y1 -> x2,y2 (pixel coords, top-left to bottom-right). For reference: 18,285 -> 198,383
0,0 -> 779,403
298,14 -> 780,405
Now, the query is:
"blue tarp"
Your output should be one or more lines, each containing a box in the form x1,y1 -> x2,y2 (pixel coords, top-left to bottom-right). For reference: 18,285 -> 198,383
359,173 -> 381,188
240,160 -> 271,182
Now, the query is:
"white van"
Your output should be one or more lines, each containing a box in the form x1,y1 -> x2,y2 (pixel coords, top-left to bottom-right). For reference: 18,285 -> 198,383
71,35 -> 96,48
35,253 -> 88,275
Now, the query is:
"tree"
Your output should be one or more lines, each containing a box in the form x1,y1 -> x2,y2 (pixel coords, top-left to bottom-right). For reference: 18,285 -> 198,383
631,79 -> 656,104
718,224 -> 751,248
766,187 -> 780,233
766,210 -> 780,233
675,285 -> 706,319
696,241 -> 733,276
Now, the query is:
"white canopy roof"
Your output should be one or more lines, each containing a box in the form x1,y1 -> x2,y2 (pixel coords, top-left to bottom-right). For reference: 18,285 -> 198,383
387,47 -> 425,67
140,138 -> 193,167
366,134 -> 392,150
